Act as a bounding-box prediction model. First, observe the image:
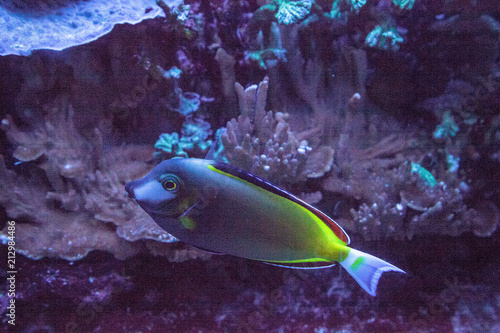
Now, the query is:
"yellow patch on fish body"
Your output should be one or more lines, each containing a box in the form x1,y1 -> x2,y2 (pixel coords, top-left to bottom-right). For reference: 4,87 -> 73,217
180,216 -> 197,230
207,164 -> 347,249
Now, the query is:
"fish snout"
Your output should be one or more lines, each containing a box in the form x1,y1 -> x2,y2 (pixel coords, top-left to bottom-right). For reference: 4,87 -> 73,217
125,181 -> 136,199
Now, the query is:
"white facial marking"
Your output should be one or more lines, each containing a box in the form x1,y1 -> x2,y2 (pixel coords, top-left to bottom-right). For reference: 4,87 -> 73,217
133,180 -> 176,204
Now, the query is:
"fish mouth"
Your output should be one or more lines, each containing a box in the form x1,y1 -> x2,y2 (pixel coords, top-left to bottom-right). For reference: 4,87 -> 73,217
124,179 -> 181,217
125,182 -> 136,199
124,180 -> 159,212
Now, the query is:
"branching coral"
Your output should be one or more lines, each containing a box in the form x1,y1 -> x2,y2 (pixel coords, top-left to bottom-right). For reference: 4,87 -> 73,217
323,114 -> 500,240
0,99 -> 206,261
219,77 -> 334,184
324,142 -> 473,240
216,0 -> 413,143
213,43 -> 498,241
275,22 -> 368,142
245,14 -> 288,70
328,0 -> 412,50
0,155 -> 139,260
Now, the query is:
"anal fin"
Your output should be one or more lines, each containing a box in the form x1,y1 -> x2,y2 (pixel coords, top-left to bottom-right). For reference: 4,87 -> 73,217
263,261 -> 336,270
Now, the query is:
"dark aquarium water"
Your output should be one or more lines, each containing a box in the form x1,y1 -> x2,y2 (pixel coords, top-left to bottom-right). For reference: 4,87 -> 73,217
1,0 -> 499,332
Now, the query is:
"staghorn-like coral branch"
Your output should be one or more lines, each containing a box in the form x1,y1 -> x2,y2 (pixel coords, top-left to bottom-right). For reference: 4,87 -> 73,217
221,77 -> 334,184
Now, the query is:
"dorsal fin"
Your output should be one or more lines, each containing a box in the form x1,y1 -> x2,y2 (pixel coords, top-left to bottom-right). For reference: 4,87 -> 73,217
211,162 -> 350,245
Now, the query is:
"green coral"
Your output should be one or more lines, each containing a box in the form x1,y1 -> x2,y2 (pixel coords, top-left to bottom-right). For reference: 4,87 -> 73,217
171,3 -> 190,22
245,18 -> 287,69
446,152 -> 460,173
350,0 -> 367,12
366,25 -> 404,51
393,0 -> 415,10
154,118 -> 212,158
329,0 -> 367,19
245,48 -> 287,69
434,111 -> 459,139
275,0 -> 313,24
329,0 -> 343,18
411,162 -> 437,187
155,132 -> 189,157
175,90 -> 201,115
163,66 -> 182,79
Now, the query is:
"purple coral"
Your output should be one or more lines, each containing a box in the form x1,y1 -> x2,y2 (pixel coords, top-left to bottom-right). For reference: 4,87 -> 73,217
220,77 -> 334,184
0,0 -> 183,56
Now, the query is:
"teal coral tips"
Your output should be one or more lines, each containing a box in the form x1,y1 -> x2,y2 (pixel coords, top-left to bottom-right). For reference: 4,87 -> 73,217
393,0 -> 415,10
366,25 -> 405,51
154,118 -> 212,158
126,158 -> 405,296
411,162 -> 437,187
275,0 -> 313,24
434,111 -> 459,139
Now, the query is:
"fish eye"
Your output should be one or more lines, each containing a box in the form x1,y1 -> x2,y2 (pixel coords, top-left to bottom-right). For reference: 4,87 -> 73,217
160,174 -> 182,192
163,180 -> 177,191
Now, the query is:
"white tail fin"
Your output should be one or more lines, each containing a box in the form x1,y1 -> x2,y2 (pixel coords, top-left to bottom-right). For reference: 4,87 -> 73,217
340,248 -> 405,296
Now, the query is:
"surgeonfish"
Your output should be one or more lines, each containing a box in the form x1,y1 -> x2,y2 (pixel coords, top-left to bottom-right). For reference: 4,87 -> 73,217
125,158 -> 405,296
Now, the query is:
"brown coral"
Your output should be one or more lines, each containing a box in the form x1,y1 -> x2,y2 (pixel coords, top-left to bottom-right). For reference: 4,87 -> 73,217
0,99 -> 196,261
324,125 -> 497,241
